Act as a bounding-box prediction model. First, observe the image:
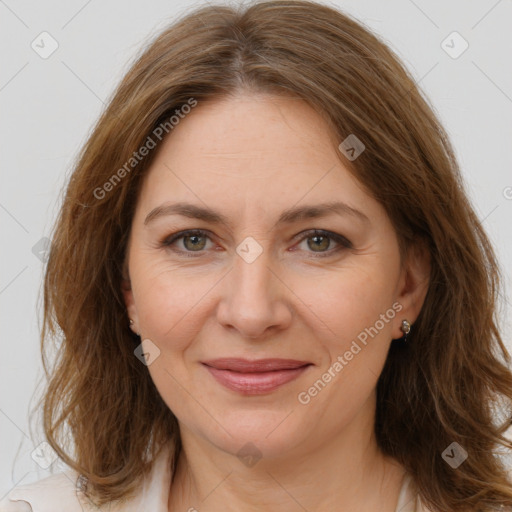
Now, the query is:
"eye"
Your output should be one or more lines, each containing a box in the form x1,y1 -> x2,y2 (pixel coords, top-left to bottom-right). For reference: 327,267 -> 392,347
160,229 -> 352,258
293,229 -> 352,257
161,229 -> 213,256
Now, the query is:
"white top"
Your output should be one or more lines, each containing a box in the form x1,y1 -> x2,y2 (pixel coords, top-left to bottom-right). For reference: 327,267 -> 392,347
0,446 -> 429,511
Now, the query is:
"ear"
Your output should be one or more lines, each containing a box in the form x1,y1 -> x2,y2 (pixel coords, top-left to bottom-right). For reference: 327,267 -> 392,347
392,239 -> 431,339
121,259 -> 140,335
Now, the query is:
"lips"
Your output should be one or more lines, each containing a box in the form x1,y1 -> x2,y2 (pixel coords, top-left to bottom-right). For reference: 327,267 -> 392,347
202,358 -> 312,395
203,358 -> 310,372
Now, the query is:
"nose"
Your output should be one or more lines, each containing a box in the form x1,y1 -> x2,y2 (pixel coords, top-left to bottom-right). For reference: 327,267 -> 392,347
216,245 -> 293,340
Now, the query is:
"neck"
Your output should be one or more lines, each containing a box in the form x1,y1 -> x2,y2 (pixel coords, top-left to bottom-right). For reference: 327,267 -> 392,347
168,403 -> 406,511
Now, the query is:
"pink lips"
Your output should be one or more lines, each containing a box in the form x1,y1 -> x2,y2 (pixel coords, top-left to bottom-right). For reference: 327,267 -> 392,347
202,358 -> 312,395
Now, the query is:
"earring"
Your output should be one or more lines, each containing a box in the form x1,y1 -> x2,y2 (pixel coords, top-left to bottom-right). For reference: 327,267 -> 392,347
129,319 -> 140,337
401,319 -> 411,341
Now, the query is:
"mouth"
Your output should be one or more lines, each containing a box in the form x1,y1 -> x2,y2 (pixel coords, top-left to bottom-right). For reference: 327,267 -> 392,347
201,358 -> 312,395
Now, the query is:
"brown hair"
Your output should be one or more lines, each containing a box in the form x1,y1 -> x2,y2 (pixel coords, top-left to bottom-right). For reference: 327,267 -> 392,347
38,0 -> 512,510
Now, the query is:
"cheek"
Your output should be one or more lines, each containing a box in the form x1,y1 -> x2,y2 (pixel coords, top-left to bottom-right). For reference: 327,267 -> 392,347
296,264 -> 397,351
294,263 -> 399,412
130,255 -> 209,351
294,273 -> 396,424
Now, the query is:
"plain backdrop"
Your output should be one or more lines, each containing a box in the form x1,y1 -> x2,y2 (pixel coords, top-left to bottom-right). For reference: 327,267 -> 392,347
1,0 -> 511,497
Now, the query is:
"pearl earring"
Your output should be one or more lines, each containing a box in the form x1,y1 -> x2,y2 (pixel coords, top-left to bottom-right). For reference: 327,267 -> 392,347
129,319 -> 140,337
401,319 -> 411,341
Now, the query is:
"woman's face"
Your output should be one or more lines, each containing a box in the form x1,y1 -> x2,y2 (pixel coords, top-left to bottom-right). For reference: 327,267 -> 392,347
123,93 -> 428,460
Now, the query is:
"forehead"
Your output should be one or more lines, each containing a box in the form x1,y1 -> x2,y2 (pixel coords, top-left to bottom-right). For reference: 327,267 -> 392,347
154,93 -> 340,171
135,93 -> 379,226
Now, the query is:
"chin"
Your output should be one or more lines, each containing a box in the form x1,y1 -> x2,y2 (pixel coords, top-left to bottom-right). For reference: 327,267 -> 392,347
185,407 -> 312,461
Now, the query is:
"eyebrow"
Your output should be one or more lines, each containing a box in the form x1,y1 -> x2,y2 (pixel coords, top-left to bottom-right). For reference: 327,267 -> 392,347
143,200 -> 369,228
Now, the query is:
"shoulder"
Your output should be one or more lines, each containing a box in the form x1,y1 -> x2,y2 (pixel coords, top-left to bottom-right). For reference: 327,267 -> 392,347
0,444 -> 173,512
396,473 -> 433,512
0,471 -> 88,512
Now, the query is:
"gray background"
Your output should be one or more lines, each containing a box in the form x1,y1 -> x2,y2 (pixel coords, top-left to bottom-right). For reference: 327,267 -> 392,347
1,0 -> 511,496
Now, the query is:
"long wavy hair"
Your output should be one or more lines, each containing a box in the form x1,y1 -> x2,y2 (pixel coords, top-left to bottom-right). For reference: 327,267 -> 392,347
38,0 -> 512,509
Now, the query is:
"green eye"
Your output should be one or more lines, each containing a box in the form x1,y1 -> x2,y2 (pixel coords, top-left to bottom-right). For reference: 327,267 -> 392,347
161,229 -> 352,258
307,233 -> 331,252
295,229 -> 352,257
181,232 -> 207,251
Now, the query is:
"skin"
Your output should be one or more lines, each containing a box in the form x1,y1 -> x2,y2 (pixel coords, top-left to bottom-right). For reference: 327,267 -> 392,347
123,92 -> 430,511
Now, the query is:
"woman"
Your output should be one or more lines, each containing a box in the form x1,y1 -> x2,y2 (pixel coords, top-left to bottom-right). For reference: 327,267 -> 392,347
2,1 -> 511,510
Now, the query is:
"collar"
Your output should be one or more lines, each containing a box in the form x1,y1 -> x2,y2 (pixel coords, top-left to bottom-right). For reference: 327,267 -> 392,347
6,445 -> 427,511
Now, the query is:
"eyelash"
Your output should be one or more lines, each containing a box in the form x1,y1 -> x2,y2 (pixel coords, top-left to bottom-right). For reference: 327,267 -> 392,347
160,229 -> 353,258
